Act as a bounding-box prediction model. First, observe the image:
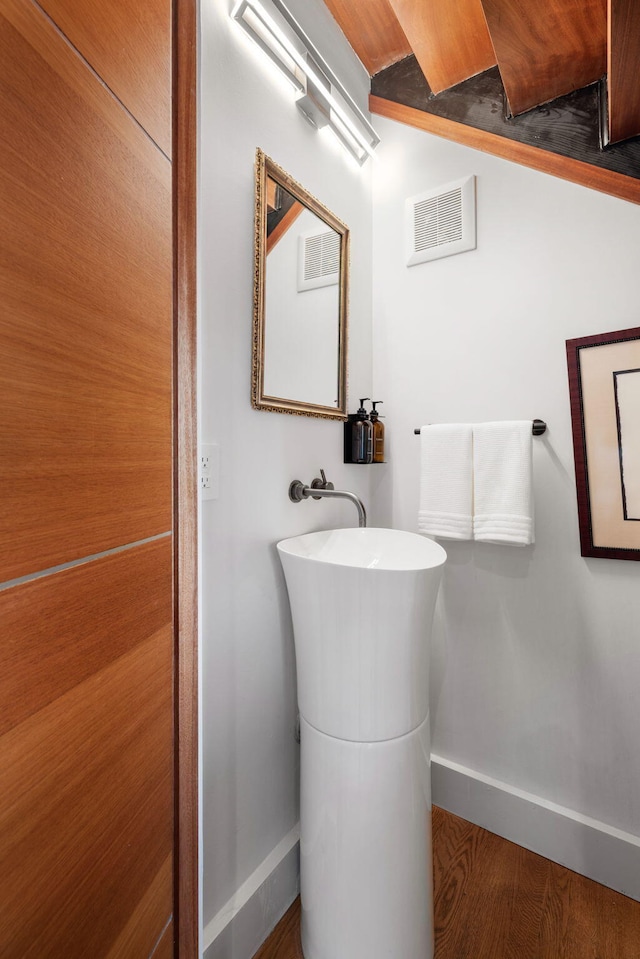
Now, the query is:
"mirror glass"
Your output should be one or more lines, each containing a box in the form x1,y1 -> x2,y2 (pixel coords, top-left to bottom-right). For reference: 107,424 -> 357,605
252,150 -> 348,419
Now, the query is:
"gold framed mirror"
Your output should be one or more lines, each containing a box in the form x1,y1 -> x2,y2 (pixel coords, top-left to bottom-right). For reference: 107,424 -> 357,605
252,149 -> 349,419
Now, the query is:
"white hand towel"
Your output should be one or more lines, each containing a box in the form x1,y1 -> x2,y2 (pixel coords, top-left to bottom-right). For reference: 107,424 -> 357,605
473,421 -> 534,546
418,424 -> 473,540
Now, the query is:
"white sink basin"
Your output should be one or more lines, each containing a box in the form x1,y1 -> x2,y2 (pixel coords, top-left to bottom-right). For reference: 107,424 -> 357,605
277,527 -> 446,743
278,525 -> 447,571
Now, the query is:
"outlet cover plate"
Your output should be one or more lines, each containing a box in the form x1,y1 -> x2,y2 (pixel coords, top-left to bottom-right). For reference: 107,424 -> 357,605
200,443 -> 220,501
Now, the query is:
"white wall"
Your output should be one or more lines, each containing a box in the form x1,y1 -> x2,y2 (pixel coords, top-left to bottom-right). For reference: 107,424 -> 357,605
199,0 -> 374,949
372,117 -> 640,840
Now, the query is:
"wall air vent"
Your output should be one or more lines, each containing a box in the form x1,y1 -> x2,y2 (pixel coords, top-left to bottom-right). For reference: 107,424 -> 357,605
298,229 -> 340,291
405,175 -> 476,266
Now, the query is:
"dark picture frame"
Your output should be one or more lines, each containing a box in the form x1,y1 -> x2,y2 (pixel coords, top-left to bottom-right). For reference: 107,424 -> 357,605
567,326 -> 640,561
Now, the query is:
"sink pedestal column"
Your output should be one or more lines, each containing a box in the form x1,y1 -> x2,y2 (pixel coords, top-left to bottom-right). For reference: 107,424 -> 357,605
300,715 -> 433,959
278,528 -> 446,959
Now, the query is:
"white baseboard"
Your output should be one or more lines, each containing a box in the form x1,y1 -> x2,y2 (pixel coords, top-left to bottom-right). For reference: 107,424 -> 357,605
203,825 -> 300,959
432,753 -> 640,902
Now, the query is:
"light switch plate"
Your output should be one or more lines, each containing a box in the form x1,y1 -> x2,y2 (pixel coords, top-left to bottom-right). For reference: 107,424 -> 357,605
200,443 -> 220,501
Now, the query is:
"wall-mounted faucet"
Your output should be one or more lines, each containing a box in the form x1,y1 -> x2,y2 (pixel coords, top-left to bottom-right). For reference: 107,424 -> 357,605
289,470 -> 367,528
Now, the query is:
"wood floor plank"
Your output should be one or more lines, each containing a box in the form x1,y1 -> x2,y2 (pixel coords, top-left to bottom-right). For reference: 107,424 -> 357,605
252,898 -> 302,959
432,807 -> 482,954
251,806 -> 640,959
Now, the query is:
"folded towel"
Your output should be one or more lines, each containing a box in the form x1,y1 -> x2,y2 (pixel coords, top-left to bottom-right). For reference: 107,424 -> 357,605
418,424 -> 473,540
473,421 -> 534,546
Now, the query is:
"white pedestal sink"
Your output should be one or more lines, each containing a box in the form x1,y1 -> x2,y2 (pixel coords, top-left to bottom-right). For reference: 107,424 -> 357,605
277,527 -> 446,959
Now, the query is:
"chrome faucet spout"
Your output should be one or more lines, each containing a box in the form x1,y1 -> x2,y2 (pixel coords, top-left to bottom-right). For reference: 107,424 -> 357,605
288,479 -> 367,528
303,486 -> 367,528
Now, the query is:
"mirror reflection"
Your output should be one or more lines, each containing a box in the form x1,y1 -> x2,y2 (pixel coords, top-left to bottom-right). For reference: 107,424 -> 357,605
252,150 -> 349,419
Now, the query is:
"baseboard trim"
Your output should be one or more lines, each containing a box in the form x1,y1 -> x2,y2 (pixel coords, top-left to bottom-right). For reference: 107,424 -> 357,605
203,825 -> 300,959
432,754 -> 640,901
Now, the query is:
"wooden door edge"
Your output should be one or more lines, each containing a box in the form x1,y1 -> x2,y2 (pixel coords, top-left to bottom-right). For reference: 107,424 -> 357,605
173,0 -> 199,956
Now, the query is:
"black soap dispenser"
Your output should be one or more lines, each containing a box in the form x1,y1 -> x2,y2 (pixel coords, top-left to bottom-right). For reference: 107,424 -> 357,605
352,397 -> 373,464
370,401 -> 385,463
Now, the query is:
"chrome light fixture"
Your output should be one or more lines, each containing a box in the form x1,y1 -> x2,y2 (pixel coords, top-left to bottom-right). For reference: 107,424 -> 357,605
231,0 -> 380,164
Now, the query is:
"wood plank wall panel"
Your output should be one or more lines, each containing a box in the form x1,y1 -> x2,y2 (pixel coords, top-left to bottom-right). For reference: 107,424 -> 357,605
321,0 -> 411,75
0,541 -> 173,958
152,922 -> 175,959
104,858 -> 173,959
607,0 -> 640,143
0,538 -> 171,736
386,0 -> 496,93
37,0 -> 171,156
0,0 -> 172,583
480,0 -> 607,116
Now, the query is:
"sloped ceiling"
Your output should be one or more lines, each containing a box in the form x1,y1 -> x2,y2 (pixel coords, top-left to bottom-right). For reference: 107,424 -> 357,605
480,0 -> 606,117
608,0 -> 640,144
321,0 -> 412,75
384,0 -> 496,94
321,0 -> 640,201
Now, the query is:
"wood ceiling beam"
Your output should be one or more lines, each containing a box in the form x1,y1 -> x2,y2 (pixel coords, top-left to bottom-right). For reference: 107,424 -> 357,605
266,201 -> 304,253
480,0 -> 607,117
370,94 -> 640,207
386,0 -> 496,94
607,0 -> 640,144
321,0 -> 411,76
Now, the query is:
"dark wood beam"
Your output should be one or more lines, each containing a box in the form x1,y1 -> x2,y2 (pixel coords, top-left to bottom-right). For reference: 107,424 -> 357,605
370,61 -> 640,205
266,201 -> 304,254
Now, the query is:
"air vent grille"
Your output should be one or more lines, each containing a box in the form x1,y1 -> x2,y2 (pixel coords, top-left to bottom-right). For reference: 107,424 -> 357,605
304,231 -> 339,281
414,187 -> 463,251
406,175 -> 476,266
298,230 -> 340,291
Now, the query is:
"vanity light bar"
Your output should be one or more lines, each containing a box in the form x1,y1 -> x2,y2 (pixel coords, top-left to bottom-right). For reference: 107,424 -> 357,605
232,0 -> 306,93
230,0 -> 380,164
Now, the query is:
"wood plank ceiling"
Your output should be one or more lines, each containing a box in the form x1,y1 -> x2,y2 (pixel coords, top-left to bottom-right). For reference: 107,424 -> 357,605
321,0 -> 640,150
321,0 -> 411,75
386,0 -> 496,94
480,0 -> 606,117
608,0 -> 640,144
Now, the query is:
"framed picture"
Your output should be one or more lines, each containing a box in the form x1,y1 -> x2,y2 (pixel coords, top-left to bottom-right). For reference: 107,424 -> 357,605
567,326 -> 640,560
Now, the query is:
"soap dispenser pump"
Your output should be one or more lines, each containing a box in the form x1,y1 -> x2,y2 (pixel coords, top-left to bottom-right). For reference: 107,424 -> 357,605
370,401 -> 385,463
352,397 -> 373,464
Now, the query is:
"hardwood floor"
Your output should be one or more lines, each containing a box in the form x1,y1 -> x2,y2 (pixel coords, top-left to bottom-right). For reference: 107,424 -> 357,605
252,806 -> 640,959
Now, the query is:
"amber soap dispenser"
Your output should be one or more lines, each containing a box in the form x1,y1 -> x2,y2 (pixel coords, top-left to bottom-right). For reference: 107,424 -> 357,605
370,400 -> 385,463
